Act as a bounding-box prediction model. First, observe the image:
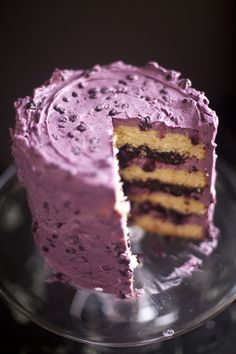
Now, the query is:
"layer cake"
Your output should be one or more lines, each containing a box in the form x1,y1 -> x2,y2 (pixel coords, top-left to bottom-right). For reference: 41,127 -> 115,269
11,61 -> 218,297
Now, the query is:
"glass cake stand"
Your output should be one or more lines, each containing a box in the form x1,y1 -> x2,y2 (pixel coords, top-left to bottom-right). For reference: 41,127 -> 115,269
0,161 -> 236,350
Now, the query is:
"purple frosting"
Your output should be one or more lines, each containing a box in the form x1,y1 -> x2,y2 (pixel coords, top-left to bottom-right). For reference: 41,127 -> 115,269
11,61 -> 218,296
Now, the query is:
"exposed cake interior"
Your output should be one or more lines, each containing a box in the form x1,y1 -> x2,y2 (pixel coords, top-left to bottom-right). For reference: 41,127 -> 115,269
113,120 -> 213,240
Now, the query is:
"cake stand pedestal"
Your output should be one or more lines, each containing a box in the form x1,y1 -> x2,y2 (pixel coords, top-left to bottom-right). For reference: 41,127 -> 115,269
1,161 -> 236,349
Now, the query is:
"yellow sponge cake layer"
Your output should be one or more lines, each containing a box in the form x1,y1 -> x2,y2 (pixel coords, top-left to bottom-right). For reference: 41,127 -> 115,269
129,192 -> 206,216
114,125 -> 205,160
134,215 -> 203,240
120,165 -> 207,189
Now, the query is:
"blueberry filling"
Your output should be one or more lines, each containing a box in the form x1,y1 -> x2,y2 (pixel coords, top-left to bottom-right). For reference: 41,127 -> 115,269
131,201 -> 191,225
117,144 -> 187,168
123,179 -> 202,197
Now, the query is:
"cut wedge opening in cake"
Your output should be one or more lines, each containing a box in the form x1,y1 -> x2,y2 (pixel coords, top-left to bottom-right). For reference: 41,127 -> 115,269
112,142 -> 138,294
113,120 -> 213,241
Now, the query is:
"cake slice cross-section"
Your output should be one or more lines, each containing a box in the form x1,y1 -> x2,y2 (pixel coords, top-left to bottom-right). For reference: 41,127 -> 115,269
114,119 -> 215,240
11,61 -> 218,296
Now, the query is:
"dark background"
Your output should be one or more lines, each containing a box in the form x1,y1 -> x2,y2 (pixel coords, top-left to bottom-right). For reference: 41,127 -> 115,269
1,1 -> 236,353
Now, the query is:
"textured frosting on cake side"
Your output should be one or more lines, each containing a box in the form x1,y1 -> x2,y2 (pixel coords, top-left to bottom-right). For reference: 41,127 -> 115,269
12,61 -> 218,295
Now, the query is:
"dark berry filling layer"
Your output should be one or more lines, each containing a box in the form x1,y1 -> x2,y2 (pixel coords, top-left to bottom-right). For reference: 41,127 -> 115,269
123,179 -> 202,197
117,144 -> 186,169
131,201 -> 190,225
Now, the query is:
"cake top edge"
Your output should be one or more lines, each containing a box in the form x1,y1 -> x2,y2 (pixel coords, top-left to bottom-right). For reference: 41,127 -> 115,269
14,60 -> 218,128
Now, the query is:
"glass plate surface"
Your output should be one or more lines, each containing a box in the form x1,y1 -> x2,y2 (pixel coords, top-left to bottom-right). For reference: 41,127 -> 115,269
0,161 -> 236,348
